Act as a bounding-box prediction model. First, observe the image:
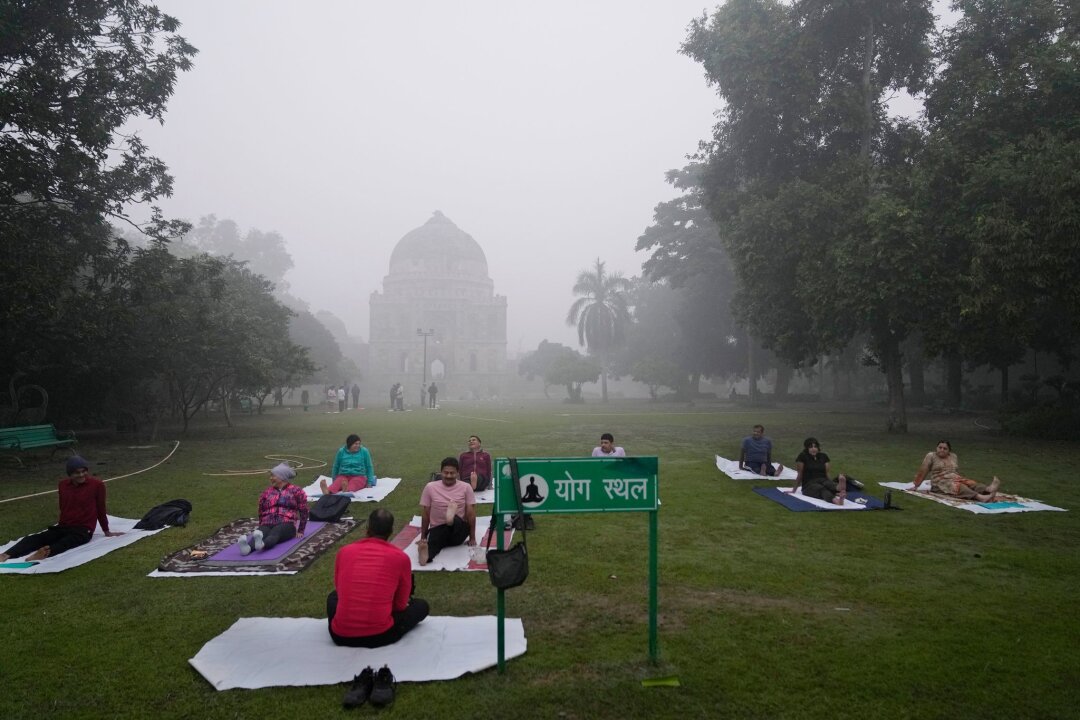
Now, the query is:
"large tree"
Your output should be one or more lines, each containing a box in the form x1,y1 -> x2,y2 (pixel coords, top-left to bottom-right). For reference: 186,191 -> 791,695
682,0 -> 934,430
0,1 -> 195,416
920,0 -> 1080,401
566,258 -> 631,403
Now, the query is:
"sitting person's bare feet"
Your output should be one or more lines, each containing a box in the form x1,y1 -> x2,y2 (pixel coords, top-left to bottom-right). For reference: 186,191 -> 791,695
26,546 -> 51,562
988,476 -> 1001,496
0,553 -> 10,563
417,539 -> 429,566
320,477 -> 330,495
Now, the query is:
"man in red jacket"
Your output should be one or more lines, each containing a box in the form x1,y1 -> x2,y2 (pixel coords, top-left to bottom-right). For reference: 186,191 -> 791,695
327,508 -> 429,647
0,455 -> 124,562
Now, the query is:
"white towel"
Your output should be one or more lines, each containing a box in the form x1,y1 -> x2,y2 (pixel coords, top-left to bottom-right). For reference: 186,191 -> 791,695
189,615 -> 527,690
302,476 -> 401,502
715,455 -> 798,480
0,516 -> 167,574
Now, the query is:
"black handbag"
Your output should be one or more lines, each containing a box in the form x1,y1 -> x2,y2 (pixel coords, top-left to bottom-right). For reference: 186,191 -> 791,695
486,458 -> 529,590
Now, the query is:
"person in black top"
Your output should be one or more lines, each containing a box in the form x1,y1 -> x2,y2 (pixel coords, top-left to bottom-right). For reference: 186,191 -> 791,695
786,437 -> 852,505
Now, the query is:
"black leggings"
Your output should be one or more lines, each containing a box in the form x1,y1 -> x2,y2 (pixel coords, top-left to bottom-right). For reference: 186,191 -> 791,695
4,525 -> 91,558
427,515 -> 469,561
256,523 -> 296,549
327,591 -> 430,647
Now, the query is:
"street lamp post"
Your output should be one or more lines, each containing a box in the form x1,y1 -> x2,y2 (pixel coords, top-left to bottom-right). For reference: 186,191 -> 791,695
417,328 -> 434,408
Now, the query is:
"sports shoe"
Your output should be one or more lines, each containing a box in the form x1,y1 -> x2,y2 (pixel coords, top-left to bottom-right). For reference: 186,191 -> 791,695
252,529 -> 265,552
237,534 -> 252,556
369,665 -> 396,707
343,666 -> 374,709
417,539 -> 429,566
445,501 -> 459,525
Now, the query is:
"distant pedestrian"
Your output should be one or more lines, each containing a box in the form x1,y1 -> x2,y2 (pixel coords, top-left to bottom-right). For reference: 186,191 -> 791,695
351,382 -> 360,409
327,386 -> 336,413
428,382 -> 438,409
301,389 -> 310,412
338,385 -> 346,413
389,383 -> 396,411
394,383 -> 404,411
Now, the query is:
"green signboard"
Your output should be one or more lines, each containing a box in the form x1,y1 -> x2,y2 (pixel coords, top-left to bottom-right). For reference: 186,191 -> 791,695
494,456 -> 659,514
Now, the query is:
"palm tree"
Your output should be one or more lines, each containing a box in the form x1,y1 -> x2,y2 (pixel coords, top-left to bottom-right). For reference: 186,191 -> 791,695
566,258 -> 631,403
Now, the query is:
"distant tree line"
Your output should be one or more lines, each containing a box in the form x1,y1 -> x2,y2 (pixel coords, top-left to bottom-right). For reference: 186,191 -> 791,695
0,2 -> 352,432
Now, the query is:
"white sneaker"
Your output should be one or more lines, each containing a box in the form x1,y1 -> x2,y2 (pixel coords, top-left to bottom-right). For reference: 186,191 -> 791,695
238,534 -> 252,556
252,529 -> 265,552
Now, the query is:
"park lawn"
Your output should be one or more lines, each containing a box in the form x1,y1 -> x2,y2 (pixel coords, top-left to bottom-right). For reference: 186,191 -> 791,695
0,400 -> 1077,719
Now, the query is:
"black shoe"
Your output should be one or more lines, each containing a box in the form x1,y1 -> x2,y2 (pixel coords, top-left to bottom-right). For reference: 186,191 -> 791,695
848,478 -> 865,491
343,666 -> 374,709
369,665 -> 396,707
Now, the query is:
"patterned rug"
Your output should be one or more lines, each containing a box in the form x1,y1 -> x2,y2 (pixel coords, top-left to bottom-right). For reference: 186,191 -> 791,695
156,517 -> 361,574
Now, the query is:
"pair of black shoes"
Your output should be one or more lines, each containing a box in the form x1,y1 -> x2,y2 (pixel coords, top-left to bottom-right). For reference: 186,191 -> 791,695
344,665 -> 395,709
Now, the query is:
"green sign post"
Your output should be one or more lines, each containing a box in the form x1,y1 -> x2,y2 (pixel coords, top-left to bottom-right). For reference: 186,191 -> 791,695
493,456 -> 660,670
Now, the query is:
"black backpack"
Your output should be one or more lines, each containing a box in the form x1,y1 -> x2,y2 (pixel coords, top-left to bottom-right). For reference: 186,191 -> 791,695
134,499 -> 192,530
310,493 -> 351,522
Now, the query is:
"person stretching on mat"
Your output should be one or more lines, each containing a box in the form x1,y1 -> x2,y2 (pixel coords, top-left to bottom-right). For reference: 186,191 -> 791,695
911,440 -> 1001,502
738,424 -> 783,476
416,457 -> 476,566
327,508 -> 430,647
785,437 -> 854,506
237,463 -> 309,555
459,434 -> 492,492
591,432 -> 626,457
321,433 -> 377,495
0,455 -> 124,563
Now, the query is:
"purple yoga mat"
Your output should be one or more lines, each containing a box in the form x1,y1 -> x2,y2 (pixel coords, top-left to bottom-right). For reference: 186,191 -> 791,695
207,522 -> 327,564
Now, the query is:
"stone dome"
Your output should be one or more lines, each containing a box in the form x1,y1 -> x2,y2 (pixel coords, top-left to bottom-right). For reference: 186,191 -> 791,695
388,211 -> 489,278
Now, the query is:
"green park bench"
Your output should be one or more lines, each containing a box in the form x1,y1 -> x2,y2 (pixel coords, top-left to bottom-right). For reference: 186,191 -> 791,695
0,424 -> 77,466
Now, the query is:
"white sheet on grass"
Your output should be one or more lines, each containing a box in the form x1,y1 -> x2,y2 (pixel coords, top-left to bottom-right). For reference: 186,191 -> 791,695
403,515 -> 508,572
473,484 -> 495,504
0,516 -> 166,574
302,476 -> 401,502
783,487 -> 867,511
716,455 -> 798,481
190,615 -> 527,690
879,482 -> 1066,514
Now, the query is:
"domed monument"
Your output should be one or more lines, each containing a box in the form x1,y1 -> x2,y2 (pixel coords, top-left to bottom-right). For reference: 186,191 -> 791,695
367,212 -> 507,404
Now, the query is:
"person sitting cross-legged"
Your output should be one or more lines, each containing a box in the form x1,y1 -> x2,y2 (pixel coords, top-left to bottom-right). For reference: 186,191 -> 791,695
416,457 -> 476,566
739,424 -> 784,476
327,508 -> 430,647
237,463 -> 309,555
0,455 -> 124,563
320,433 -> 376,495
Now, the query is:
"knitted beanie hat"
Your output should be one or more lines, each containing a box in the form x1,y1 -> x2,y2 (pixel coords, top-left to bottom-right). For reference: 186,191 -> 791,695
66,455 -> 90,474
270,462 -> 296,481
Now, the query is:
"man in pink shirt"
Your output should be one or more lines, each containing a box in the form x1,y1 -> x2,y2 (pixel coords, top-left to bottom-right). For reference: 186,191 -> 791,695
417,457 -> 476,566
327,509 -> 429,647
0,455 -> 123,562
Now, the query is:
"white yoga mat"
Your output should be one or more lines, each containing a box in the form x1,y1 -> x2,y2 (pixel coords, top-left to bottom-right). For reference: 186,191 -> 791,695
716,455 -> 798,480
0,516 -> 167,574
190,615 -> 527,690
473,485 -> 495,504
784,487 -> 868,511
879,482 -> 1066,514
302,476 -> 401,502
402,515 -> 509,572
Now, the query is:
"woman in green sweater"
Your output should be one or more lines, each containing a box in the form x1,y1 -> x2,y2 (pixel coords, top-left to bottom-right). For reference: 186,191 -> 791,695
320,433 -> 377,495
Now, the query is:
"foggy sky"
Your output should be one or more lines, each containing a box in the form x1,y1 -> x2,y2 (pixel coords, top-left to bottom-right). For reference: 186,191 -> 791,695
128,1 -> 720,353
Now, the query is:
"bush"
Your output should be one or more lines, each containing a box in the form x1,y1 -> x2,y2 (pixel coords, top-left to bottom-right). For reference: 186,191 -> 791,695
998,402 -> 1080,440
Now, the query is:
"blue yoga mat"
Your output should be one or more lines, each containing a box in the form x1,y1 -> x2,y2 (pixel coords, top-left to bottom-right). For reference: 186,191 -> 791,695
752,487 -> 891,511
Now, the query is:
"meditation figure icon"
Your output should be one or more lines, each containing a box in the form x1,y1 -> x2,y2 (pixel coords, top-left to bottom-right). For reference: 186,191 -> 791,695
521,477 -> 544,504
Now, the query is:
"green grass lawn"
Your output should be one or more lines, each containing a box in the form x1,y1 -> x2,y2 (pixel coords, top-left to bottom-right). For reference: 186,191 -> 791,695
1,400 -> 1078,719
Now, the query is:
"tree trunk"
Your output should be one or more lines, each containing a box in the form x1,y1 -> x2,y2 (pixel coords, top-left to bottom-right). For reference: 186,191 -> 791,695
747,341 -> 758,402
600,366 -> 608,403
946,355 -> 963,408
774,363 -> 791,399
861,17 -> 874,162
882,334 -> 907,432
1000,364 -> 1009,404
906,335 -> 926,405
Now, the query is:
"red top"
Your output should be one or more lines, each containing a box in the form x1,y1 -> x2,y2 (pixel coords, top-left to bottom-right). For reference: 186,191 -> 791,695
331,537 -> 412,637
58,476 -> 110,533
459,449 -> 492,481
